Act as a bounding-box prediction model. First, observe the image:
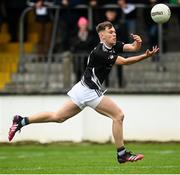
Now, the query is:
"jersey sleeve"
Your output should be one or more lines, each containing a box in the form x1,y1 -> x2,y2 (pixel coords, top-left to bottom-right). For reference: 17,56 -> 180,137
113,41 -> 125,53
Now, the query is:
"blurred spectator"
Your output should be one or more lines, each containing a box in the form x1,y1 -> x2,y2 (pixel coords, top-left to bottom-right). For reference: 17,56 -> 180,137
169,0 -> 180,28
55,0 -> 86,52
86,0 -> 117,6
85,0 -> 118,40
87,0 -> 98,23
4,0 -> 27,42
85,0 -> 102,29
170,0 -> 180,3
28,0 -> 85,53
0,0 -> 5,29
34,0 -> 53,59
143,1 -> 158,48
70,16 -> 96,83
87,0 -> 98,7
143,0 -> 166,62
117,0 -> 137,42
105,9 -> 119,29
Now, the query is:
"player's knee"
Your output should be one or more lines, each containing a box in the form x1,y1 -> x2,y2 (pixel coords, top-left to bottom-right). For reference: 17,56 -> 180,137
52,113 -> 67,123
113,112 -> 124,123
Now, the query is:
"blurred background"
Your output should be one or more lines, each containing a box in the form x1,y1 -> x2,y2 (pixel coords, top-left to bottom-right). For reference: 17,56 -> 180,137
0,0 -> 180,143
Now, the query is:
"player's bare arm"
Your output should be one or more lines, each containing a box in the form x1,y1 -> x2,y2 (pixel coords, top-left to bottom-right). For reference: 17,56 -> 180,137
115,46 -> 159,65
123,34 -> 142,52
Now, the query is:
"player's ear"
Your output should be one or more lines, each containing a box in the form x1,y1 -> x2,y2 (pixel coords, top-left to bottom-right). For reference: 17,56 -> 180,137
99,32 -> 104,40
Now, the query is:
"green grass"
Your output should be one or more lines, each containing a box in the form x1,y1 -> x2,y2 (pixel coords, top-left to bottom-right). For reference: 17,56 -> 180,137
0,142 -> 180,174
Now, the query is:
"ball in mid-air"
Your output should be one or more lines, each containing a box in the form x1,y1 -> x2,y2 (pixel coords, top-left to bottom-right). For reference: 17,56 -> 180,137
151,4 -> 171,24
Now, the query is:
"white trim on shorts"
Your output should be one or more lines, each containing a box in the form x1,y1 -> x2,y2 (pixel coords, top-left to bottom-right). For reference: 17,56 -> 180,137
67,81 -> 104,109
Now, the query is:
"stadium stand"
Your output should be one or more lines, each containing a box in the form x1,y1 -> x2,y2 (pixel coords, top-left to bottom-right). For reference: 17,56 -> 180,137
1,52 -> 180,94
123,52 -> 180,93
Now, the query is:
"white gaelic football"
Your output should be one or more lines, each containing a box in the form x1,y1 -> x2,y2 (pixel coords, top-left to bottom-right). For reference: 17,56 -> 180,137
151,4 -> 171,24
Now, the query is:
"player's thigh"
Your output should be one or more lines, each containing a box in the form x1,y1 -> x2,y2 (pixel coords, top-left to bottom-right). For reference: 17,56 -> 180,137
95,96 -> 124,120
56,100 -> 81,121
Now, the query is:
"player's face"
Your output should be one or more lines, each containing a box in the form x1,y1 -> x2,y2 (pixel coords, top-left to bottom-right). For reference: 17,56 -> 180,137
102,26 -> 117,46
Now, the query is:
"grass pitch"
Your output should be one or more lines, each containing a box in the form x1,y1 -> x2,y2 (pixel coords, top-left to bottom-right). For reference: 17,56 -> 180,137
0,142 -> 180,174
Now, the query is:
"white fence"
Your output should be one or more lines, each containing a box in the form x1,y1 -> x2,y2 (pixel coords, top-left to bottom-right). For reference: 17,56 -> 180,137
0,95 -> 180,143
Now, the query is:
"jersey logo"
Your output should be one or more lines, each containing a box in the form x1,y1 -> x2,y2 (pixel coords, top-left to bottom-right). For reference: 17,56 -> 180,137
108,55 -> 114,60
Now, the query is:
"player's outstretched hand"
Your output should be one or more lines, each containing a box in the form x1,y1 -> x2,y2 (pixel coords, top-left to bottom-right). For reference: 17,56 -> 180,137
145,45 -> 159,58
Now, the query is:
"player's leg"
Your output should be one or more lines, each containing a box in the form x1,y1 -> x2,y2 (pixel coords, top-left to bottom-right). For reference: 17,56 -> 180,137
95,96 -> 144,163
28,100 -> 81,123
8,100 -> 81,141
95,96 -> 124,148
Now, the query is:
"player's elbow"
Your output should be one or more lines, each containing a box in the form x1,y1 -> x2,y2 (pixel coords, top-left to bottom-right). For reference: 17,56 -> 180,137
132,46 -> 141,52
132,42 -> 142,52
136,46 -> 141,52
116,57 -> 128,65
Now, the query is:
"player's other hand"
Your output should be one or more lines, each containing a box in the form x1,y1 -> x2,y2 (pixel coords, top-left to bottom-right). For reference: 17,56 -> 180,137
131,34 -> 142,43
145,45 -> 159,58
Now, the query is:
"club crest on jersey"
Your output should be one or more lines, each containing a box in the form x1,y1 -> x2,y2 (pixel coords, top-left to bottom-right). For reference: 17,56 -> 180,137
108,55 -> 114,59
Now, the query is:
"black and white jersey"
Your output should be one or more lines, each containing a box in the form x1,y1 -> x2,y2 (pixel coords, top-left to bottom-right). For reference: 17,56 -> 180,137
81,41 -> 124,90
